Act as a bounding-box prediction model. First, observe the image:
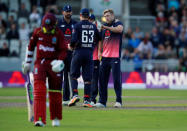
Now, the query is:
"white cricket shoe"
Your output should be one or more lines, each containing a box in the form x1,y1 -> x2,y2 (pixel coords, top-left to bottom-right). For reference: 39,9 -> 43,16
34,121 -> 45,127
114,102 -> 122,108
90,101 -> 96,106
68,95 -> 80,106
62,100 -> 70,106
95,103 -> 106,108
52,118 -> 60,127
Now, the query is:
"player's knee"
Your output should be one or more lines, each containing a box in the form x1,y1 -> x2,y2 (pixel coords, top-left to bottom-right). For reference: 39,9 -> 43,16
71,73 -> 80,80
34,80 -> 46,94
48,91 -> 62,102
34,80 -> 46,88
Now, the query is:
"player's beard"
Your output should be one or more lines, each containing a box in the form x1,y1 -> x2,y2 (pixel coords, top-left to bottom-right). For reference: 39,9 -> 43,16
65,14 -> 72,19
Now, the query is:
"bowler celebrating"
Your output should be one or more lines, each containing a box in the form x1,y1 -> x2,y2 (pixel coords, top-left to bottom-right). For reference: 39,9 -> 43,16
96,9 -> 123,108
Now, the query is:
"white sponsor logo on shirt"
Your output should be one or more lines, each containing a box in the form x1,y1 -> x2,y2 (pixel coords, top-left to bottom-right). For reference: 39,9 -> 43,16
39,45 -> 55,52
39,37 -> 43,41
82,44 -> 92,48
61,25 -> 65,27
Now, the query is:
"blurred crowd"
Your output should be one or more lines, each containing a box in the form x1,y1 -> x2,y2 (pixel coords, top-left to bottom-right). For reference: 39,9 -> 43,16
122,0 -> 187,71
0,0 -> 58,57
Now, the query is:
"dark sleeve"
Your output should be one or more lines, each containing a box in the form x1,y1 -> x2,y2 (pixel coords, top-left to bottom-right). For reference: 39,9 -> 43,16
101,29 -> 105,41
94,25 -> 101,43
57,29 -> 67,60
70,24 -> 78,48
116,21 -> 123,26
116,21 -> 123,34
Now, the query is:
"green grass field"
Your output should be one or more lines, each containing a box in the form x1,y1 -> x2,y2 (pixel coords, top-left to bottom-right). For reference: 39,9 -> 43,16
0,88 -> 187,131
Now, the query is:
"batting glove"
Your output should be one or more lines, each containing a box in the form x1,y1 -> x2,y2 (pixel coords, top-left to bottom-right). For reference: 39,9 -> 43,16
22,62 -> 31,74
51,60 -> 64,73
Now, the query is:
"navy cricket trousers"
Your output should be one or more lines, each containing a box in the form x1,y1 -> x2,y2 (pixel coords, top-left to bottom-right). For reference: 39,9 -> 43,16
63,51 -> 72,101
91,60 -> 100,103
70,49 -> 93,100
99,57 -> 122,105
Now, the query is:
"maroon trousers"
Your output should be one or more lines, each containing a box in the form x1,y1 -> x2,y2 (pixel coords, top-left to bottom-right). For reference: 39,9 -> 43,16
33,59 -> 62,124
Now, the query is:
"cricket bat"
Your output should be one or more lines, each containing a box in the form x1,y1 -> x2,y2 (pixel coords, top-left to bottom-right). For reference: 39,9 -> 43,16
68,72 -> 72,98
25,72 -> 34,122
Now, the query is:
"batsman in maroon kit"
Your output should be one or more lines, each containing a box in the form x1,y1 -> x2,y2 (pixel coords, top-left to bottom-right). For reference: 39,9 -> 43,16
22,13 -> 67,127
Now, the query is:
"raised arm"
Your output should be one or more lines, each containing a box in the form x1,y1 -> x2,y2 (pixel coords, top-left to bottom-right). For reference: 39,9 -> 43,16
101,24 -> 123,33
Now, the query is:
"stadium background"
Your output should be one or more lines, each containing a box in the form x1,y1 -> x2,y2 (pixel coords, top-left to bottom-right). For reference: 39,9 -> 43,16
0,0 -> 187,130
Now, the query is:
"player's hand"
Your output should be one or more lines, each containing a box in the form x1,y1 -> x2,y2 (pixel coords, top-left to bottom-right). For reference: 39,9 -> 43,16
22,62 -> 31,74
101,25 -> 107,30
68,44 -> 73,51
101,25 -> 104,30
51,60 -> 64,73
97,20 -> 102,31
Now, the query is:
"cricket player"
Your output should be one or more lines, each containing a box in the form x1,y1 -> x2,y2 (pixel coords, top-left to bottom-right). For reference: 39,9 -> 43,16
89,14 -> 101,105
95,9 -> 123,108
22,13 -> 67,126
57,5 -> 77,106
68,8 -> 101,107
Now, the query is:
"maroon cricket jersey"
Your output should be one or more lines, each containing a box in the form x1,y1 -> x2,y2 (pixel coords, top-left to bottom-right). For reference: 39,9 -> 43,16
26,27 -> 67,63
